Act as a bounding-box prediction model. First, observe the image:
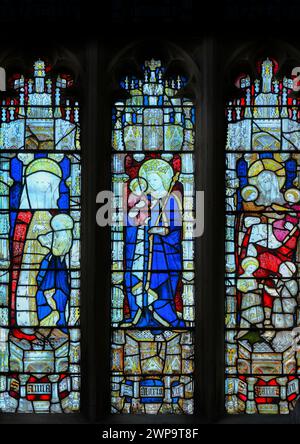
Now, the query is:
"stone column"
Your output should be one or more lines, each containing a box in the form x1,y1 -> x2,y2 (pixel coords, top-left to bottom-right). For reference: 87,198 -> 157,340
111,153 -> 129,325
278,376 -> 289,414
49,375 -> 62,413
245,377 -> 258,414
180,153 -> 195,324
17,374 -> 33,413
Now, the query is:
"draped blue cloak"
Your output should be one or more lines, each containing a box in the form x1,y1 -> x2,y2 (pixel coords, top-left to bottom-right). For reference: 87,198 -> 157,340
124,193 -> 184,328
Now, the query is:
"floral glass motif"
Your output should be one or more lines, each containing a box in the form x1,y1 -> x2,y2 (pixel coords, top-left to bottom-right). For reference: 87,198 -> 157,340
225,58 -> 300,414
0,60 -> 81,413
111,60 -> 195,414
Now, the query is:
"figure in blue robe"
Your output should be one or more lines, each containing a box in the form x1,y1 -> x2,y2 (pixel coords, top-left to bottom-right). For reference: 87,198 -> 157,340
124,189 -> 184,328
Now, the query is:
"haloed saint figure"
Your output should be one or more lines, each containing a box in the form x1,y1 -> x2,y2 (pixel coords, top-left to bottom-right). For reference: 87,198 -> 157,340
11,158 -> 73,336
237,159 -> 300,331
123,158 -> 184,328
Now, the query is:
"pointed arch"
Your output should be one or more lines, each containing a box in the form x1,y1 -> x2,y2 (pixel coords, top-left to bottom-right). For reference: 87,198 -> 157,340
0,58 -> 82,414
109,44 -> 198,414
225,50 -> 300,415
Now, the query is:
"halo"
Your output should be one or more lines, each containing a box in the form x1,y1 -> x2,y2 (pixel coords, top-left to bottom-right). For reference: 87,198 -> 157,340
26,158 -> 62,179
139,159 -> 173,187
241,256 -> 259,271
248,158 -> 285,189
241,185 -> 258,202
129,177 -> 148,196
284,188 -> 300,204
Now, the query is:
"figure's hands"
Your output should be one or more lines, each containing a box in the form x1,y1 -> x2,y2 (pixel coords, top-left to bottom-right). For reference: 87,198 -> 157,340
38,232 -> 53,249
148,226 -> 169,236
264,286 -> 280,297
128,193 -> 149,226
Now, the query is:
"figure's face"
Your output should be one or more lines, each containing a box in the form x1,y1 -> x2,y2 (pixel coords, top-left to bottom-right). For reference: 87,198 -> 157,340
28,172 -> 54,192
52,229 -> 73,256
26,172 -> 60,208
147,172 -> 164,192
257,171 -> 274,193
51,214 -> 74,256
245,264 -> 257,274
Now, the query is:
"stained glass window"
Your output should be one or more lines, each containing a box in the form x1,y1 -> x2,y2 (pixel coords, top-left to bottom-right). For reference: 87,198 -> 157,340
0,60 -> 81,413
225,58 -> 300,414
111,59 -> 195,414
